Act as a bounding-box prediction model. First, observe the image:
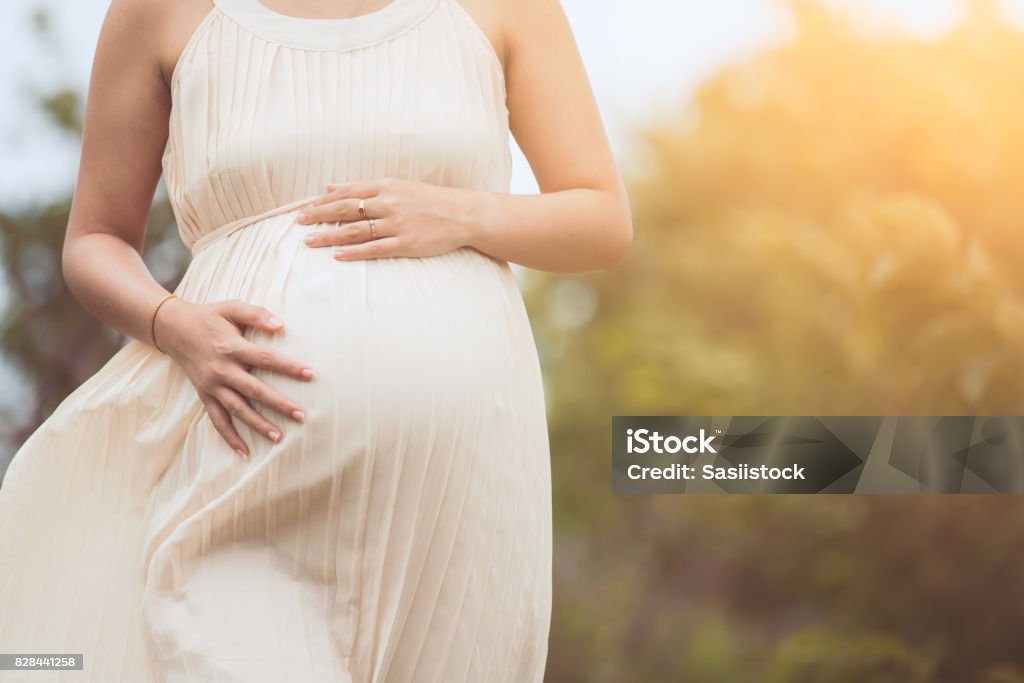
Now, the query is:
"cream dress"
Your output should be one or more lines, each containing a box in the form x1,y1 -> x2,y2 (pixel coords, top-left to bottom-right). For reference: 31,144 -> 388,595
0,0 -> 552,680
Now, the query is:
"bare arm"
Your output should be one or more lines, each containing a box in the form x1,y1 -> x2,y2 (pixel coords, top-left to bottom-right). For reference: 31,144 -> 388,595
465,0 -> 633,272
61,0 -> 176,342
61,0 -> 312,457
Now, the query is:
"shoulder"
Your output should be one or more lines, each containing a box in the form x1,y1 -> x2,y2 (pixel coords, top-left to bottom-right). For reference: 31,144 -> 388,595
447,0 -> 541,75
485,0 -> 569,38
449,0 -> 567,74
101,0 -> 176,34
457,0 -> 573,67
99,0 -> 213,88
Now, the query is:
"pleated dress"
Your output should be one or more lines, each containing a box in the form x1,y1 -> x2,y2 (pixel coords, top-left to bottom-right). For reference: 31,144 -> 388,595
0,0 -> 553,680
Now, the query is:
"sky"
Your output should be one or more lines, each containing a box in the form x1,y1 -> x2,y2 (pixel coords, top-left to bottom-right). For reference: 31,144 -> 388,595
1,0 -> 1012,207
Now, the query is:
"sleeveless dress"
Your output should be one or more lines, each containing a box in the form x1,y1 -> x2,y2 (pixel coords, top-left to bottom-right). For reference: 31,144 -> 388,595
0,0 -> 553,680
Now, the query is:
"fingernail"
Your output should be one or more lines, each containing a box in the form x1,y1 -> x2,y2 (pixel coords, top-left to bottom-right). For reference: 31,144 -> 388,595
301,368 -> 315,379
303,234 -> 315,245
292,410 -> 305,422
268,316 -> 283,328
333,247 -> 345,259
235,448 -> 248,459
297,212 -> 308,222
268,430 -> 281,442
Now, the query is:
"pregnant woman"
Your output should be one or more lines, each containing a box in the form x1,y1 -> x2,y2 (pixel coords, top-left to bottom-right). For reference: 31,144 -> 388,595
0,0 -> 631,679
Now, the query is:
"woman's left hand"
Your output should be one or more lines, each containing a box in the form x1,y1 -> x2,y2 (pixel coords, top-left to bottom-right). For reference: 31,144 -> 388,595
295,177 -> 480,260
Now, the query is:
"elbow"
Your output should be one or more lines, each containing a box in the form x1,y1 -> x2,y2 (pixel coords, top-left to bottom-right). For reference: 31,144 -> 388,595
612,216 -> 634,268
61,238 -> 77,290
599,206 -> 634,271
60,242 -> 74,291
61,232 -> 85,295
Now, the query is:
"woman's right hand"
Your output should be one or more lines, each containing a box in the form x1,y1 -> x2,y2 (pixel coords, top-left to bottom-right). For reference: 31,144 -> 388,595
152,297 -> 315,459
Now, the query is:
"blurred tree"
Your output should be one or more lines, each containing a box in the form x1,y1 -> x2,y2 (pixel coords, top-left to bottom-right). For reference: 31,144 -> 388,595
975,665 -> 1024,683
0,10 -> 187,469
768,629 -> 933,683
522,0 -> 1024,680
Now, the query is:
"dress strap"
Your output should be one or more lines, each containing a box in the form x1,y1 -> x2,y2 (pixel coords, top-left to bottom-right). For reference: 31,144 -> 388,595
212,0 -> 440,51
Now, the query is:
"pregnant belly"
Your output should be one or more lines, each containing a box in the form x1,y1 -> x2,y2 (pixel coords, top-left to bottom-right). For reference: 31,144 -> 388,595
173,208 -> 545,475
138,211 -> 551,669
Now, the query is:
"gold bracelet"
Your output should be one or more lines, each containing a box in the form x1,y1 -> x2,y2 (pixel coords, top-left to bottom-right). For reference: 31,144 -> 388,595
150,293 -> 178,354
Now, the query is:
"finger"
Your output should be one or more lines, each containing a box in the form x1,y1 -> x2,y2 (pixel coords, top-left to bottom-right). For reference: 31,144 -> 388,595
202,394 -> 250,459
214,386 -> 284,445
303,219 -> 381,248
219,299 -> 285,333
333,236 -> 403,261
225,366 -> 306,423
234,339 -> 315,382
297,198 -> 361,225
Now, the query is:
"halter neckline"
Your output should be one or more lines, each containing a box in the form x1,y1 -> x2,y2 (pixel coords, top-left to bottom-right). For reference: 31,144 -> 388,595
213,0 -> 440,51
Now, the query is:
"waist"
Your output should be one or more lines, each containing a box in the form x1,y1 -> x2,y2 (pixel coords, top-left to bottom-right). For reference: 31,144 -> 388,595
188,196 -> 320,258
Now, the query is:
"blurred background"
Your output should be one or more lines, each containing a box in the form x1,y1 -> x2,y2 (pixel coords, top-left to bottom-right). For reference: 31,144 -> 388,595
4,0 -> 1024,680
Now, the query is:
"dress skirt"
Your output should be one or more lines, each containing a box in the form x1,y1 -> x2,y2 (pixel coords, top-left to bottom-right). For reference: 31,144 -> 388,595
0,208 -> 553,682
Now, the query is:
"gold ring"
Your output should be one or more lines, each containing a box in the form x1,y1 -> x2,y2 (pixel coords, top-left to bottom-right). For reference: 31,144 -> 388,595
369,218 -> 377,240
358,198 -> 366,220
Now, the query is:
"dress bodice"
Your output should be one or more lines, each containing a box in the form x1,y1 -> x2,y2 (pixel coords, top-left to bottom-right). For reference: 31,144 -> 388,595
162,0 -> 512,255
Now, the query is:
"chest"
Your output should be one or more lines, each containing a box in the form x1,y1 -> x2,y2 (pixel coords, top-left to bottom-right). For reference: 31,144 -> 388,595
165,7 -> 510,215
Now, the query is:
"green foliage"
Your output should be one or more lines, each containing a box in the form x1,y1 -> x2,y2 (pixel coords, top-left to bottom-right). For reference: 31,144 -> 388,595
532,0 -> 1024,418
0,93 -> 184,456
0,195 -> 184,451
523,1 -> 1024,680
41,89 -> 82,135
0,200 -> 114,432
768,629 -> 933,683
